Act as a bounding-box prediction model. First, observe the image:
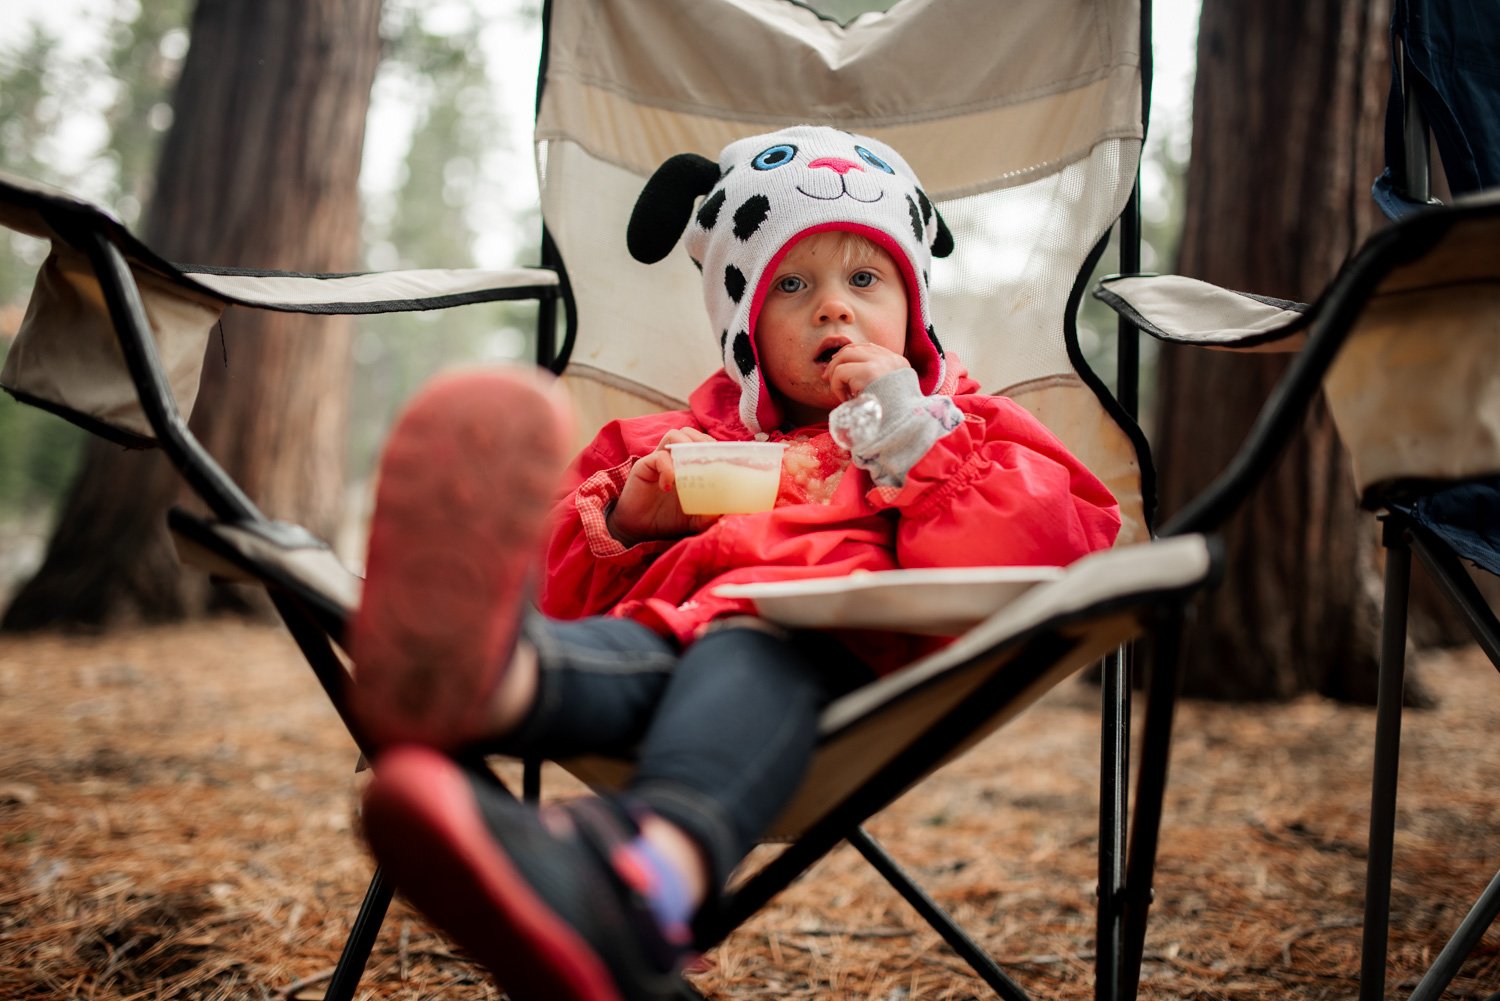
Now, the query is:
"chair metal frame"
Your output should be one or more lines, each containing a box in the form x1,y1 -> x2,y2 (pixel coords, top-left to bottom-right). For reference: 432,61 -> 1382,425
145,195 -> 1500,1001
1358,513 -> 1500,1001
49,146 -> 1197,1001
1353,34 -> 1500,999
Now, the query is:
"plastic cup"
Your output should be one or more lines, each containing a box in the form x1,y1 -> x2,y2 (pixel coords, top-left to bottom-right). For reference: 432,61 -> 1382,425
667,441 -> 787,515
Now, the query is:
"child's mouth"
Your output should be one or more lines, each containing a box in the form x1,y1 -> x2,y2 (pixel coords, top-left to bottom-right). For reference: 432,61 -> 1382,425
814,340 -> 848,365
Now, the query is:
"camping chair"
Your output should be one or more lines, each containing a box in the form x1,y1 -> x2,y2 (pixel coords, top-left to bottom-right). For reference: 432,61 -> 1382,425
1096,191 -> 1500,1000
0,0 -> 1243,997
1099,5 -> 1500,991
1360,15 -> 1500,997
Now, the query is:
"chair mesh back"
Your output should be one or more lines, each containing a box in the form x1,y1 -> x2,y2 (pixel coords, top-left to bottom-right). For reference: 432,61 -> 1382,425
537,0 -> 1148,542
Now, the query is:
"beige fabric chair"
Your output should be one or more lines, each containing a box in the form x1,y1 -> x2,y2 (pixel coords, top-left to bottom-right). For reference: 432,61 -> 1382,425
1095,191 -> 1500,1001
1095,191 -> 1500,511
538,0 -> 1154,548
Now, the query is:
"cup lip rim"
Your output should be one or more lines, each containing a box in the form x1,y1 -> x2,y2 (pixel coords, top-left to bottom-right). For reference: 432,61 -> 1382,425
665,440 -> 788,452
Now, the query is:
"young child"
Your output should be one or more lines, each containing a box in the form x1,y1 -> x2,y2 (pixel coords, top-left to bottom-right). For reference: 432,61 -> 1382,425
350,125 -> 1120,1001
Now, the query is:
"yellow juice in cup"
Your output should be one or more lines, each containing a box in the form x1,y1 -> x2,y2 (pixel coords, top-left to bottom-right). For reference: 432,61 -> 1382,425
668,441 -> 786,515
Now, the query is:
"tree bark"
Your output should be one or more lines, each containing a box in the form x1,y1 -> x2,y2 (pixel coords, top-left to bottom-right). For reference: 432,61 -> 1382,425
1157,0 -> 1397,702
3,0 -> 381,630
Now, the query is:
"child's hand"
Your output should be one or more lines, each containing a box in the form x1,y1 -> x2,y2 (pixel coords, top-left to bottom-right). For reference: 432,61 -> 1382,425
825,343 -> 911,402
608,427 -> 722,546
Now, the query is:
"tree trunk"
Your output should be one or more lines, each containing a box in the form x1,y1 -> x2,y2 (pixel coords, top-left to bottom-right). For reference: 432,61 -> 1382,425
3,0 -> 381,631
1156,0 -> 1397,702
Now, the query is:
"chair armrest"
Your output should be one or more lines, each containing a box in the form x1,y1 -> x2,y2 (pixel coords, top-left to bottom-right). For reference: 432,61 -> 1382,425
0,170 -> 563,449
168,507 -> 358,641
1094,273 -> 1309,352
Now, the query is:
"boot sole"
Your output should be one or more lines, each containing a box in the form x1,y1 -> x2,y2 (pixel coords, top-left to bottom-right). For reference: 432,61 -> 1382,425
350,367 -> 573,749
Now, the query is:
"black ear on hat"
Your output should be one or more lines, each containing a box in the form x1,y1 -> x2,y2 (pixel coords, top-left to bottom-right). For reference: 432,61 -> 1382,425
627,153 -> 720,264
931,209 -> 954,259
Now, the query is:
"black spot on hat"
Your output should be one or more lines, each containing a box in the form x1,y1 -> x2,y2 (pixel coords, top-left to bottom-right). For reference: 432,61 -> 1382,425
917,188 -> 934,225
725,264 -> 746,303
732,330 -> 756,376
927,324 -> 944,355
697,189 -> 726,230
733,195 -> 771,241
690,257 -> 703,273
906,195 -> 923,242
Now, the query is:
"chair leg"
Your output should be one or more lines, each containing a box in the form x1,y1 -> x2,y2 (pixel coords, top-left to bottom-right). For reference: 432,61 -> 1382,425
1360,523 -> 1413,1001
1408,867 -> 1500,1001
1118,608 -> 1185,1001
1096,646 -> 1131,1001
322,867 -> 395,1001
523,757 -> 543,803
1389,523 -> 1500,1001
848,826 -> 1032,1001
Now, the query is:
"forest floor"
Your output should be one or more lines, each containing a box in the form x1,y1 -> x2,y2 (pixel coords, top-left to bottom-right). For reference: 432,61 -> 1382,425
1,620 -> 1497,1000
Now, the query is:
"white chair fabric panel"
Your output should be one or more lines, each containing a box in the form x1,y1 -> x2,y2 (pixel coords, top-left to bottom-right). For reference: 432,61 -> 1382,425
1325,286 -> 1500,500
538,0 -> 1148,539
1099,199 -> 1500,501
540,140 -> 719,413
1097,274 -> 1309,352
936,140 -> 1140,393
543,139 -> 1140,414
539,0 -> 1143,198
186,266 -> 559,311
1,245 -> 223,441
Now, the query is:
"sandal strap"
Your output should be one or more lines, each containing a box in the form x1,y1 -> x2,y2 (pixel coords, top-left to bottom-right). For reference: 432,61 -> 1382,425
549,797 -> 695,966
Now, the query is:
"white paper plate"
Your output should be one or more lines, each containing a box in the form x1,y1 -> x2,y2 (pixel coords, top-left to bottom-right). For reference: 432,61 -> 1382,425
713,566 -> 1066,636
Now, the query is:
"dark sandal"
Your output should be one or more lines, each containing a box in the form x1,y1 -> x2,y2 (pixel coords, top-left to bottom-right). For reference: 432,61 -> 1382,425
362,746 -> 692,1001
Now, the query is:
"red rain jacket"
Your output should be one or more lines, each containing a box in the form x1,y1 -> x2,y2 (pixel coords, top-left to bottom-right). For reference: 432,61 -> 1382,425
539,361 -> 1120,675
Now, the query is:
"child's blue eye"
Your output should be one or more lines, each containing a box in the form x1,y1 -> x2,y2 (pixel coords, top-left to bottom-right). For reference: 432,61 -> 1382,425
854,145 -> 895,174
776,275 -> 804,293
850,271 -> 875,288
753,144 -> 798,170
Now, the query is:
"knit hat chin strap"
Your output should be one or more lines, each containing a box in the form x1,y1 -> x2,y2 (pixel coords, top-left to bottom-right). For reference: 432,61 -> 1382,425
627,125 -> 953,435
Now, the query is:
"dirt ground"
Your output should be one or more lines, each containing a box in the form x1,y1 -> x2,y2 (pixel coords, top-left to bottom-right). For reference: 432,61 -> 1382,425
1,621 -> 1497,1001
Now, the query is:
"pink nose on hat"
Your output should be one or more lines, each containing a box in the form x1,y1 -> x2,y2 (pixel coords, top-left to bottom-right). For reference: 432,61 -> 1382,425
808,157 -> 863,174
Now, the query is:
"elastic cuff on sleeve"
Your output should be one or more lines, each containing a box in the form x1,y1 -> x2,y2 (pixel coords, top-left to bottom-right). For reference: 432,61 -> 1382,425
843,369 -> 962,487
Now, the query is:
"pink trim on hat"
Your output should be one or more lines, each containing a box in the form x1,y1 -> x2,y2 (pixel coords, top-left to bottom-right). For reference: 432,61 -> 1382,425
745,223 -> 938,432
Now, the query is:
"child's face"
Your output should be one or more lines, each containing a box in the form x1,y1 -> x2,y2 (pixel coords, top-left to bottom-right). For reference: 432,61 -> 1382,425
756,232 -> 908,425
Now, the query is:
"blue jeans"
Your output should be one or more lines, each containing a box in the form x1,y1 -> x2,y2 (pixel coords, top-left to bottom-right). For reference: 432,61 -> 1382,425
498,613 -> 874,891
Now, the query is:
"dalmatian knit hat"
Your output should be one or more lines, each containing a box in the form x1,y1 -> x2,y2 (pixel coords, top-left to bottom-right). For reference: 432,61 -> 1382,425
628,125 -> 953,435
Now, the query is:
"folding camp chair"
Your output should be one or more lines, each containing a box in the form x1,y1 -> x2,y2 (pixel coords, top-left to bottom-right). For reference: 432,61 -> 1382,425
0,0 -> 1265,998
1096,189 -> 1500,999
1098,6 -> 1500,989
